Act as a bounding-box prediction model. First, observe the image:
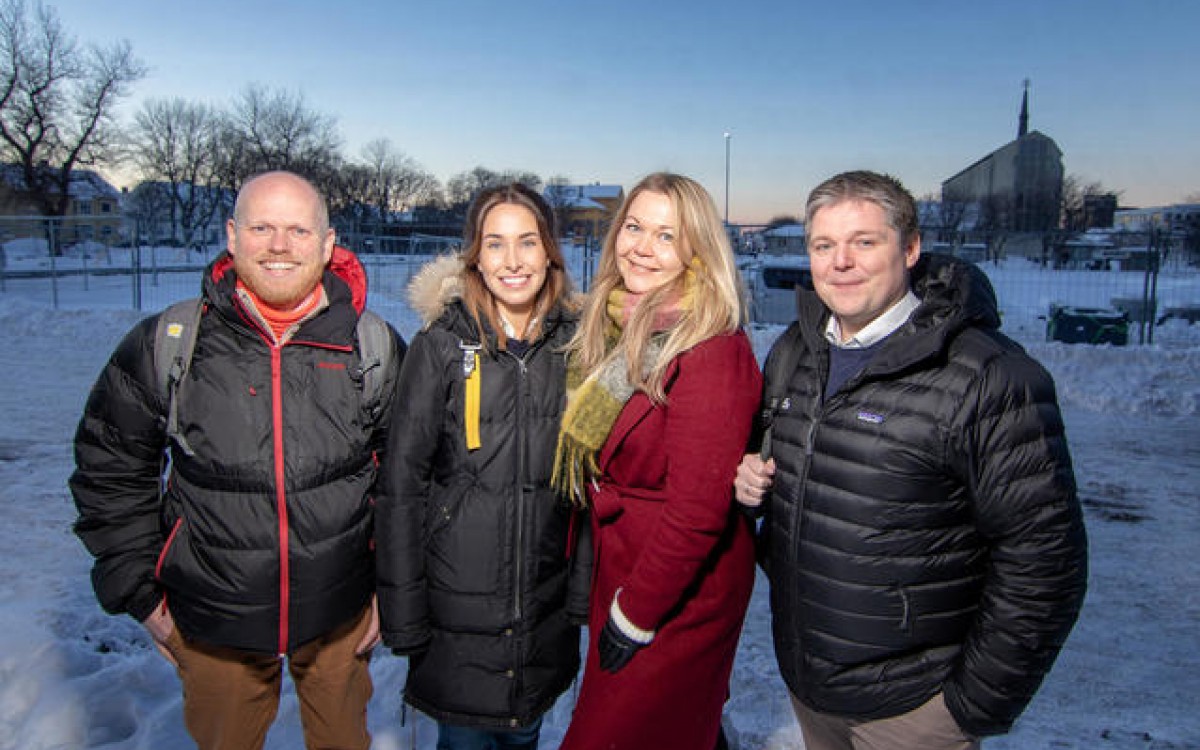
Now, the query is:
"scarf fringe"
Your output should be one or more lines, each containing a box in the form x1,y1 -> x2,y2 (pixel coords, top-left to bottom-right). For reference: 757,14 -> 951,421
551,367 -> 629,507
551,432 -> 600,508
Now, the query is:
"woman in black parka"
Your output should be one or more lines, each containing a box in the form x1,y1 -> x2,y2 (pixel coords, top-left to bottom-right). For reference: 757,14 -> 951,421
376,183 -> 590,750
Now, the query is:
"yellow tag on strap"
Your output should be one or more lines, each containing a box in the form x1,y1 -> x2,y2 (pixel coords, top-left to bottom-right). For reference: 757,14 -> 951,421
464,351 -> 481,450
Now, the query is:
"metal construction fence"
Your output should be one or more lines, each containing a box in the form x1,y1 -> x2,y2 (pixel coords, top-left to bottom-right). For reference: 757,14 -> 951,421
2,224 -> 1198,348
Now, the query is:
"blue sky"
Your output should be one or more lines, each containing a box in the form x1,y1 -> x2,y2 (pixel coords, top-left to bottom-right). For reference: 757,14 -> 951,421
49,0 -> 1200,224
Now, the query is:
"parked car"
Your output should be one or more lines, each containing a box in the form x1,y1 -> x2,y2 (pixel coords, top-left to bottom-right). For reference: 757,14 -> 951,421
747,255 -> 811,325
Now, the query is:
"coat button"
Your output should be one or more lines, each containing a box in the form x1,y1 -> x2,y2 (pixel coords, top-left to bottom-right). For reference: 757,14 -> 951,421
505,669 -> 515,678
504,628 -> 513,637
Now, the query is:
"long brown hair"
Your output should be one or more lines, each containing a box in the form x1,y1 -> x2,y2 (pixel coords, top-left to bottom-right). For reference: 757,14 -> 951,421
567,172 -> 746,402
459,182 -> 572,348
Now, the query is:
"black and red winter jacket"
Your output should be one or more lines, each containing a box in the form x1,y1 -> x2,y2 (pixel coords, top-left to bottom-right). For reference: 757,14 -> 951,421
71,247 -> 403,654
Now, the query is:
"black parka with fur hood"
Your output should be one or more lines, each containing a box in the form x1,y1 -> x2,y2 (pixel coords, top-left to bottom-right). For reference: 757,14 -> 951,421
376,255 -> 591,730
760,253 -> 1087,737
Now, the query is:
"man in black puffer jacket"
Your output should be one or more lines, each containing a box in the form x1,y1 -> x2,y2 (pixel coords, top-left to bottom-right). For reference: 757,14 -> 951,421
736,171 -> 1087,749
70,171 -> 403,750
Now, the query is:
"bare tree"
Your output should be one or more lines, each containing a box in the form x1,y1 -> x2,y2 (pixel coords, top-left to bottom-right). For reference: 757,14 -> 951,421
1061,174 -> 1117,232
917,193 -> 967,244
131,98 -> 224,248
1176,193 -> 1200,262
446,166 -> 499,210
977,194 -> 1013,263
358,138 -> 438,221
765,214 -> 801,230
0,0 -> 145,234
125,180 -> 173,246
326,161 -> 372,227
220,84 -> 342,193
544,175 -> 575,235
445,166 -> 542,216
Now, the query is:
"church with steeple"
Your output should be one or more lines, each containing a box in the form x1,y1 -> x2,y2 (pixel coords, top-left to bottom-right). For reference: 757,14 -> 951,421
941,82 -> 1064,233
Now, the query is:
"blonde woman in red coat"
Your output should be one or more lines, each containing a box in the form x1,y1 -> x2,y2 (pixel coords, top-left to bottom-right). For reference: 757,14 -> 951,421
554,173 -> 762,750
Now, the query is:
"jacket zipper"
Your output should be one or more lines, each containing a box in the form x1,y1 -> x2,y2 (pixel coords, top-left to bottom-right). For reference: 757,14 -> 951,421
271,343 -> 290,656
155,517 -> 185,578
507,340 -> 539,718
511,351 -> 530,624
233,298 -> 354,656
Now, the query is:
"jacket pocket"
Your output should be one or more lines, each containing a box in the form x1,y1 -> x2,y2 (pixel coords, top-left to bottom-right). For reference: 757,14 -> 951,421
590,482 -> 624,523
425,485 -> 506,596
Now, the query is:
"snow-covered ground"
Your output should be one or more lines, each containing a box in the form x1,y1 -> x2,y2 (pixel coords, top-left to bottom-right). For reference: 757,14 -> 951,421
1,246 -> 1198,749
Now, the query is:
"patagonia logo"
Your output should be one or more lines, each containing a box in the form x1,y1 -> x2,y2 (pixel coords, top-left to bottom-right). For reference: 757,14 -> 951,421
856,410 -> 885,424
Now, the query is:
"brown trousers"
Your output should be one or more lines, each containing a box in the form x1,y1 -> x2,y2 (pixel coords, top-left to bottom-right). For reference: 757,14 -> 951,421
791,692 -> 981,750
164,606 -> 374,750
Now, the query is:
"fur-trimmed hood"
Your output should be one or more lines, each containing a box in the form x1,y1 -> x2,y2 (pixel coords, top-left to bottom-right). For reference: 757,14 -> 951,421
407,254 -> 465,327
407,254 -> 584,331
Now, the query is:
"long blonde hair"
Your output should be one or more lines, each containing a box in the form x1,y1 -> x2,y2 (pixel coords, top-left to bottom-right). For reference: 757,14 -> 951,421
568,172 -> 746,402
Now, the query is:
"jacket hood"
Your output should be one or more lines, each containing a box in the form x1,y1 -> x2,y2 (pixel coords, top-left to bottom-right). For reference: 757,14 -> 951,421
408,254 -> 466,328
909,252 -> 1001,333
796,252 -> 1002,361
206,245 -> 368,314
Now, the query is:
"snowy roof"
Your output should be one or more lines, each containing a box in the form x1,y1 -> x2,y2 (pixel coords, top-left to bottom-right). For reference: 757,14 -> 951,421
544,183 -> 623,209
0,163 -> 120,201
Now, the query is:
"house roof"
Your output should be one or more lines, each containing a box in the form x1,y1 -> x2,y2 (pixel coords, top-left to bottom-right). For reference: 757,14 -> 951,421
942,130 -> 1062,186
544,183 -> 624,209
1,163 -> 120,201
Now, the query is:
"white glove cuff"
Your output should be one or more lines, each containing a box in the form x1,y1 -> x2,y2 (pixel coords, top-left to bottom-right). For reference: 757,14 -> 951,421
610,590 -> 655,644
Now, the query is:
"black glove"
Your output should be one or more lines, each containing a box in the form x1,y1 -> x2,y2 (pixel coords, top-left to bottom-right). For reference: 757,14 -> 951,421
597,614 -> 644,673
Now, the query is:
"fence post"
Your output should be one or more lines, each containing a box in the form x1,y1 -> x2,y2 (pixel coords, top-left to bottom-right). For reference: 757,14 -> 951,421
133,243 -> 143,311
1147,239 -> 1161,346
47,218 -> 60,310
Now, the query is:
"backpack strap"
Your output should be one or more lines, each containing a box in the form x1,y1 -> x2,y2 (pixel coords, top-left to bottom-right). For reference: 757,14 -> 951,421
354,309 -> 397,426
757,324 -> 804,460
156,303 -> 398,450
154,297 -> 203,457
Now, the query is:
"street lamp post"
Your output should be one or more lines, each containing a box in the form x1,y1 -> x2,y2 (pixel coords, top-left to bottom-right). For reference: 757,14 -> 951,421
723,131 -> 731,225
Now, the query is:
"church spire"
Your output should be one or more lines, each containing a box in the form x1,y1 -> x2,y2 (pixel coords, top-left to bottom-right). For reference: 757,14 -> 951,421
1018,78 -> 1030,138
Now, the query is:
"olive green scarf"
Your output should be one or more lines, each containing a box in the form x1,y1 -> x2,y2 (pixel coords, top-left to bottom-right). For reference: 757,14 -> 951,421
552,279 -> 693,507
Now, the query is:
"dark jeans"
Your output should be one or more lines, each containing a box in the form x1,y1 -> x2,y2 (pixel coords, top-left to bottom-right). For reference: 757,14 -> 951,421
436,717 -> 542,750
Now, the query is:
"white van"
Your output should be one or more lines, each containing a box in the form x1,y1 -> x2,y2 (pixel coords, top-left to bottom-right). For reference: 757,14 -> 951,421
746,255 -> 812,325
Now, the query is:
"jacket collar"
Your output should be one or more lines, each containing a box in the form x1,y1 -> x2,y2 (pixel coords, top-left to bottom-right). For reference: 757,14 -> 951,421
202,246 -> 366,347
797,253 -> 1001,368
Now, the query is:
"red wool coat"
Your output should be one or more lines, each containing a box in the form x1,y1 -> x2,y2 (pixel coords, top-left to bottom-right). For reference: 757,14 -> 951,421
560,331 -> 763,750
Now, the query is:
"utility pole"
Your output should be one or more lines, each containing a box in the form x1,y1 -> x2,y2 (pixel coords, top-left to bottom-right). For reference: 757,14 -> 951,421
723,131 -> 732,225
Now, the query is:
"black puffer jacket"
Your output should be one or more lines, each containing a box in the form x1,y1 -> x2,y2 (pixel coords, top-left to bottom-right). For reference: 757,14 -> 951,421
376,256 -> 590,730
71,248 -> 402,655
760,253 -> 1087,737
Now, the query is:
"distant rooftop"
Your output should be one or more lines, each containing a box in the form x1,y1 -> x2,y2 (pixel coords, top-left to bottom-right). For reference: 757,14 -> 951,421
544,183 -> 623,209
0,163 -> 121,201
